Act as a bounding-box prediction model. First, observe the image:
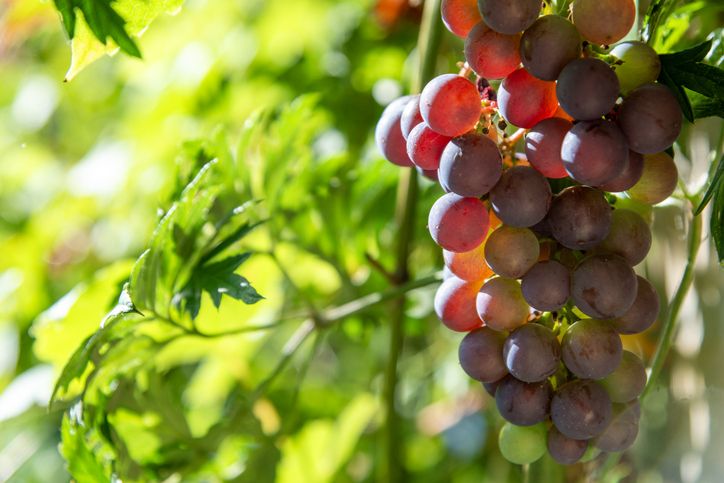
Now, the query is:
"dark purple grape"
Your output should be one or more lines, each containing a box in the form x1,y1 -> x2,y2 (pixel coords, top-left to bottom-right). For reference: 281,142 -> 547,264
503,323 -> 561,382
571,255 -> 638,319
617,83 -> 682,154
520,15 -> 582,81
562,319 -> 623,379
496,375 -> 552,426
400,95 -> 423,140
428,193 -> 490,253
551,380 -> 612,439
597,151 -> 644,192
406,123 -> 451,170
420,74 -> 482,137
459,327 -> 509,382
521,260 -> 571,312
600,351 -> 646,403
610,276 -> 660,334
525,117 -> 571,179
489,166 -> 552,227
547,426 -> 588,465
375,96 -> 415,167
594,401 -> 640,452
548,186 -> 612,250
477,0 -> 541,34
438,132 -> 503,197
561,120 -> 629,186
597,209 -> 651,266
557,58 -> 620,121
484,226 -> 540,279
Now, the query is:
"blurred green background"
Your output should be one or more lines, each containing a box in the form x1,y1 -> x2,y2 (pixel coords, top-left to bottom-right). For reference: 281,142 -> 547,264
0,0 -> 722,481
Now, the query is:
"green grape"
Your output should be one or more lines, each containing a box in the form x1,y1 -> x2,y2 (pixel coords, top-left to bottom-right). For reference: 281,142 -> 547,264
611,41 -> 661,94
498,422 -> 547,465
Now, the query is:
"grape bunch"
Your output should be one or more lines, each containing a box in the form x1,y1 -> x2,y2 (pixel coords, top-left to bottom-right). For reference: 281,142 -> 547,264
376,0 -> 682,466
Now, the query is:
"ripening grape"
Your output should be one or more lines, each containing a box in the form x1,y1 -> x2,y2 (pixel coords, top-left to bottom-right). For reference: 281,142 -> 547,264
434,276 -> 484,332
548,186 -> 612,251
441,0 -> 482,38
561,120 -> 629,186
400,95 -> 423,139
418,167 -> 439,182
503,323 -> 561,382
520,15 -> 582,81
484,226 -> 540,278
497,68 -> 558,128
521,260 -> 571,312
551,380 -> 613,440
547,427 -> 588,465
626,151 -> 679,204
406,123 -> 452,170
464,22 -> 522,80
459,327 -> 509,382
611,41 -> 662,94
375,95 -> 415,167
420,74 -> 482,137
597,209 -> 652,266
598,151 -> 644,192
477,0 -> 541,35
617,83 -> 683,154
557,58 -> 620,121
571,255 -> 638,319
438,132 -> 503,197
428,193 -> 490,252
571,0 -> 636,46
489,166 -> 552,227
600,351 -> 647,403
561,319 -> 623,379
443,241 -> 493,282
610,276 -> 660,334
594,402 -> 640,452
498,422 -> 547,465
525,118 -> 571,179
476,277 -> 530,331
496,376 -> 552,425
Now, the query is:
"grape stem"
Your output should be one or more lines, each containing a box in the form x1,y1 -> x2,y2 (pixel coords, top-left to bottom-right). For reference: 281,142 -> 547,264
381,0 -> 442,480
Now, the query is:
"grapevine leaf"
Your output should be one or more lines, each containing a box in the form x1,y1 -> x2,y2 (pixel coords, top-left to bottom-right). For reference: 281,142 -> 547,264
689,91 -> 724,119
658,40 -> 723,123
50,290 -> 141,409
712,178 -> 724,265
60,413 -> 111,483
695,155 -> 724,215
52,0 -> 140,57
60,0 -> 185,81
195,253 -> 264,309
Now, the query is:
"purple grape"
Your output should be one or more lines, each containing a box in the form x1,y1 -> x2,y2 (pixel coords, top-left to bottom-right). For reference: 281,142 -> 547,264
551,380 -> 613,439
561,319 -> 623,379
375,95 -> 415,167
557,58 -> 620,121
547,186 -> 612,251
521,260 -> 571,312
503,323 -> 561,382
496,375 -> 552,426
489,166 -> 552,227
561,120 -> 629,186
547,426 -> 588,465
617,83 -> 682,154
571,254 -> 638,319
459,327 -> 509,382
438,132 -> 503,197
610,276 -> 660,334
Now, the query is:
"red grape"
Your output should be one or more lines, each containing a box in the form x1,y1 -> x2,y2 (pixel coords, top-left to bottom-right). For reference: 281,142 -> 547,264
420,74 -> 482,137
498,68 -> 558,129
428,193 -> 490,252
464,22 -> 522,80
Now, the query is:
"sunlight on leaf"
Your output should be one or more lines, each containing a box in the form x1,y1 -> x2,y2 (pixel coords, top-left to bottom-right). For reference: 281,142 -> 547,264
66,0 -> 184,81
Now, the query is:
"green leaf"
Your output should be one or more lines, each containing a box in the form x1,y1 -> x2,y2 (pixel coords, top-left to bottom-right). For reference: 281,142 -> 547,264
50,288 -> 141,409
196,253 -> 264,308
711,173 -> 724,264
695,156 -> 723,215
60,413 -> 112,482
658,40 -> 723,123
690,91 -> 724,119
61,0 -> 185,80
